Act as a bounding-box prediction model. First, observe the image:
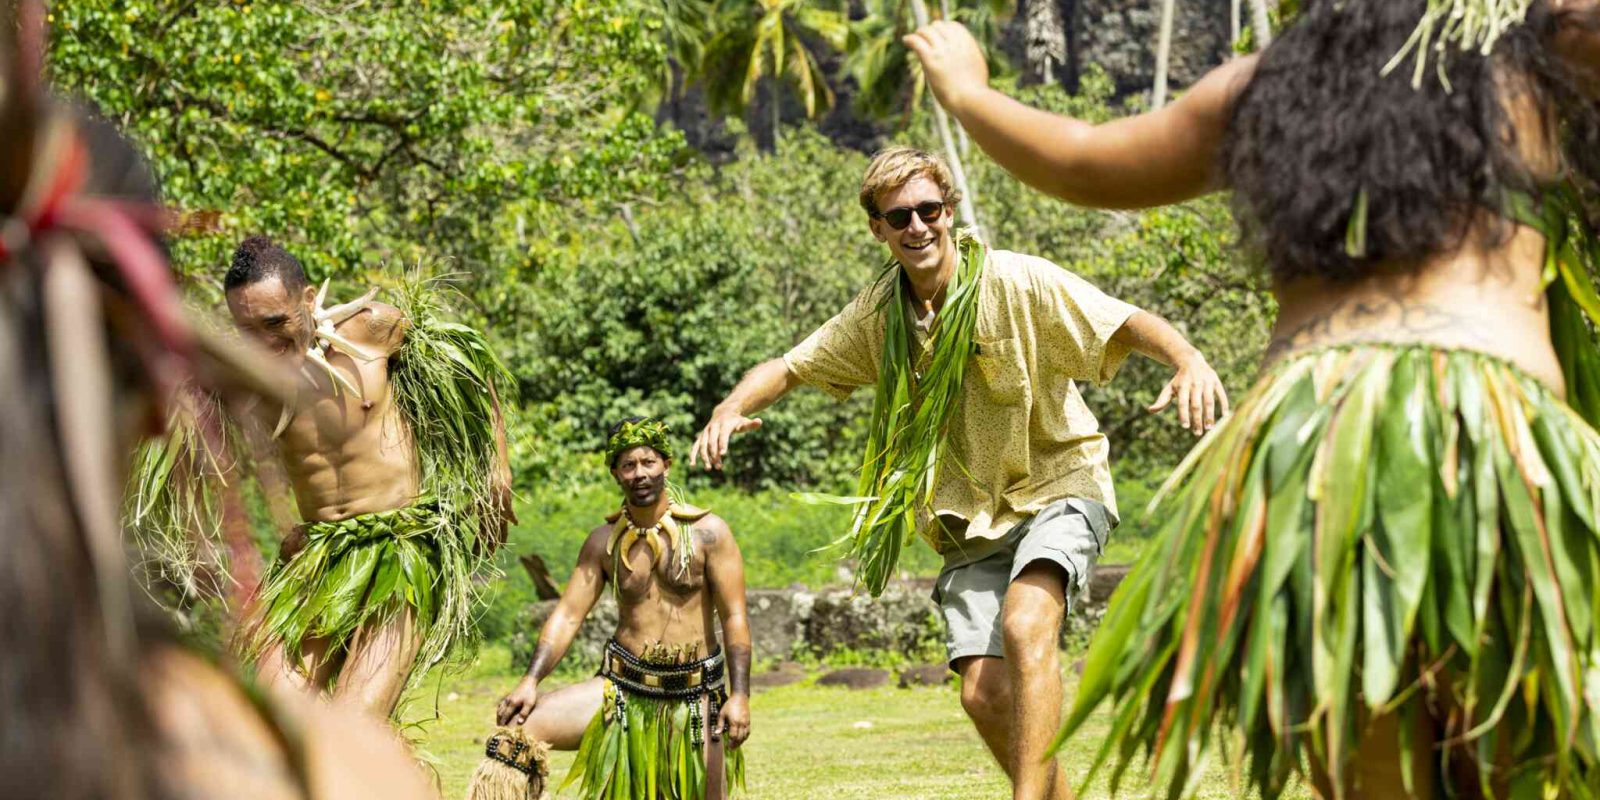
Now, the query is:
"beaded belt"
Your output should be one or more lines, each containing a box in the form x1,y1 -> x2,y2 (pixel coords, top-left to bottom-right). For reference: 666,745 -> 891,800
600,639 -> 725,699
600,639 -> 727,746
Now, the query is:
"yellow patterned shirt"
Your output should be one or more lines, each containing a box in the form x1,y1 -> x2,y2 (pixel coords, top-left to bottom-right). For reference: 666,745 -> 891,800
783,249 -> 1138,554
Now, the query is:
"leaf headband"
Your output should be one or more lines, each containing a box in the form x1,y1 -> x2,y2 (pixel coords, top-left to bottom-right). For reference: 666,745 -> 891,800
605,418 -> 674,467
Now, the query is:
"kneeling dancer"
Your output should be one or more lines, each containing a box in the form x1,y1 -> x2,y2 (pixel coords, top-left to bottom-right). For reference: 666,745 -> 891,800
468,418 -> 750,800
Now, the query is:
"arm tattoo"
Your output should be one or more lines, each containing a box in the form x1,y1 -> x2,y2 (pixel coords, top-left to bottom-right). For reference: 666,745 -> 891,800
726,643 -> 751,698
526,641 -> 557,681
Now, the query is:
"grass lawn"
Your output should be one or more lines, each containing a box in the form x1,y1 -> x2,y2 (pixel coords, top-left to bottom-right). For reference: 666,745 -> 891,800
404,648 -> 1310,799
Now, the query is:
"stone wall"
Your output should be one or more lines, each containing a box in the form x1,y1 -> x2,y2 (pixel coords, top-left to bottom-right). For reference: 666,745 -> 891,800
509,565 -> 1131,670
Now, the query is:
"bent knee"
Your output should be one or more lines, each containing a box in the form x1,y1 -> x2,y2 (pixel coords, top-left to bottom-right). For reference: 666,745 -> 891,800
1001,615 -> 1061,664
960,680 -> 1010,726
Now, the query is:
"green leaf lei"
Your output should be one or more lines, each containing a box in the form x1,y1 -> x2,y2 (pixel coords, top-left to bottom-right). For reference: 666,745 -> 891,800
831,231 -> 986,597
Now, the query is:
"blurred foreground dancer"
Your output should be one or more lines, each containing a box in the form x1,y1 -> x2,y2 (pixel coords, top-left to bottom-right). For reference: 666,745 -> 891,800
0,4 -> 433,798
907,0 -> 1600,797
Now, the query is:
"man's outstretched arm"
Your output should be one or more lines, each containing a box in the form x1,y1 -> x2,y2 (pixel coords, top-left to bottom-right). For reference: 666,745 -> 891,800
905,21 -> 1255,209
496,528 -> 608,726
1112,311 -> 1230,436
691,358 -> 802,470
704,518 -> 752,749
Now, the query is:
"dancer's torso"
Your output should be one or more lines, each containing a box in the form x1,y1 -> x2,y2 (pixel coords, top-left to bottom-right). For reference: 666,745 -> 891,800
267,315 -> 420,523
601,517 -> 722,658
1263,84 -> 1569,396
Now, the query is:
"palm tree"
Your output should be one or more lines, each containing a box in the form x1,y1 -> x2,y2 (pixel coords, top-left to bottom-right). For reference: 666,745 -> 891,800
1251,0 -> 1275,47
655,0 -> 716,98
701,0 -> 849,150
906,0 -> 982,235
844,0 -> 1009,121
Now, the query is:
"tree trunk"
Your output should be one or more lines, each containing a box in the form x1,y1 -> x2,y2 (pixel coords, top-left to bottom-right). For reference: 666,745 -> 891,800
909,0 -> 982,236
939,0 -> 969,155
1152,0 -> 1177,108
1250,0 -> 1273,48
1023,0 -> 1069,86
769,78 -> 782,152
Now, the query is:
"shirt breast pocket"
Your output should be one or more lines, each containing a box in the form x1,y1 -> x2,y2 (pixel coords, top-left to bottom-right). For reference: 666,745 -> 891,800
973,337 -> 1029,406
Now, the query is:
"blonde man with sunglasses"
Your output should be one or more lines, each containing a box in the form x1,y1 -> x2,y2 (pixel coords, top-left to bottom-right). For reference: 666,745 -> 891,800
691,146 -> 1227,800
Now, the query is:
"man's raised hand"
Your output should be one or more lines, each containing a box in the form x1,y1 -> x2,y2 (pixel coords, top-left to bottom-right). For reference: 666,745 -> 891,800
690,411 -> 763,471
1147,354 -> 1230,437
903,20 -> 990,114
495,675 -> 540,727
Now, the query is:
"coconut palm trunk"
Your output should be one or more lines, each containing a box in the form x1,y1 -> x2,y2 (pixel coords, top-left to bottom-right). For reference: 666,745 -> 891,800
770,78 -> 782,151
938,0 -> 971,154
1152,0 -> 1178,108
909,0 -> 982,236
1250,0 -> 1273,47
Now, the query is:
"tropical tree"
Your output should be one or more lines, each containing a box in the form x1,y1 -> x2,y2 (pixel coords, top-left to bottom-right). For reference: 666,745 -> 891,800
652,0 -> 716,99
1252,0 -> 1276,47
1153,0 -> 1178,107
51,0 -> 682,293
843,0 -> 1010,121
700,0 -> 849,149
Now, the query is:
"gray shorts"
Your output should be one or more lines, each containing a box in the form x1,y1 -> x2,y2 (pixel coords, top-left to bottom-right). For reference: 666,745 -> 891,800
931,498 -> 1113,665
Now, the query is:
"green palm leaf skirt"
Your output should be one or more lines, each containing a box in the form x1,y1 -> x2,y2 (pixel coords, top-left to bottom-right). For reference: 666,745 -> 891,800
1060,344 -> 1600,798
565,651 -> 747,800
242,499 -> 459,677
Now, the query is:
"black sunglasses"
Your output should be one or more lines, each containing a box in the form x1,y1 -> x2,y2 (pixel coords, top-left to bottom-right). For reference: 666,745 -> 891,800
872,200 -> 946,230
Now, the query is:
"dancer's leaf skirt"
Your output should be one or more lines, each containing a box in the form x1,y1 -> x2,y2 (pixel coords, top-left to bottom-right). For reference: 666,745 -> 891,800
564,681 -> 746,800
1062,344 -> 1600,799
244,500 -> 450,668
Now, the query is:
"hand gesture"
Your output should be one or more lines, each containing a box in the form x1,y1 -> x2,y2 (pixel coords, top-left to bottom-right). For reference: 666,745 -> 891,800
902,21 -> 990,112
714,694 -> 751,750
495,675 -> 539,727
690,411 -> 763,471
1148,354 -> 1230,436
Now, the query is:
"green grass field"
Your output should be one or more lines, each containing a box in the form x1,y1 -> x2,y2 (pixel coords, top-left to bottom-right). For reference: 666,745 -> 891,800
404,648 -> 1309,800
433,477 -> 1297,798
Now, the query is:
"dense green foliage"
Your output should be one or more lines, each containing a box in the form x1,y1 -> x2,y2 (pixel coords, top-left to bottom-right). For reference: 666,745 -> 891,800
50,0 -> 683,292
60,3 -> 1271,601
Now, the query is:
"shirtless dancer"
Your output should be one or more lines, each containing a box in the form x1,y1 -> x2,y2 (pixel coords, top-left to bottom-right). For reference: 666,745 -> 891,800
225,237 -> 512,717
466,418 -> 750,800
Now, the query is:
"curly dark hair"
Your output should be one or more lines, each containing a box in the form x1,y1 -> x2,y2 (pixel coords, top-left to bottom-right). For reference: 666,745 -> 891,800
225,235 -> 308,292
1222,0 -> 1600,284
